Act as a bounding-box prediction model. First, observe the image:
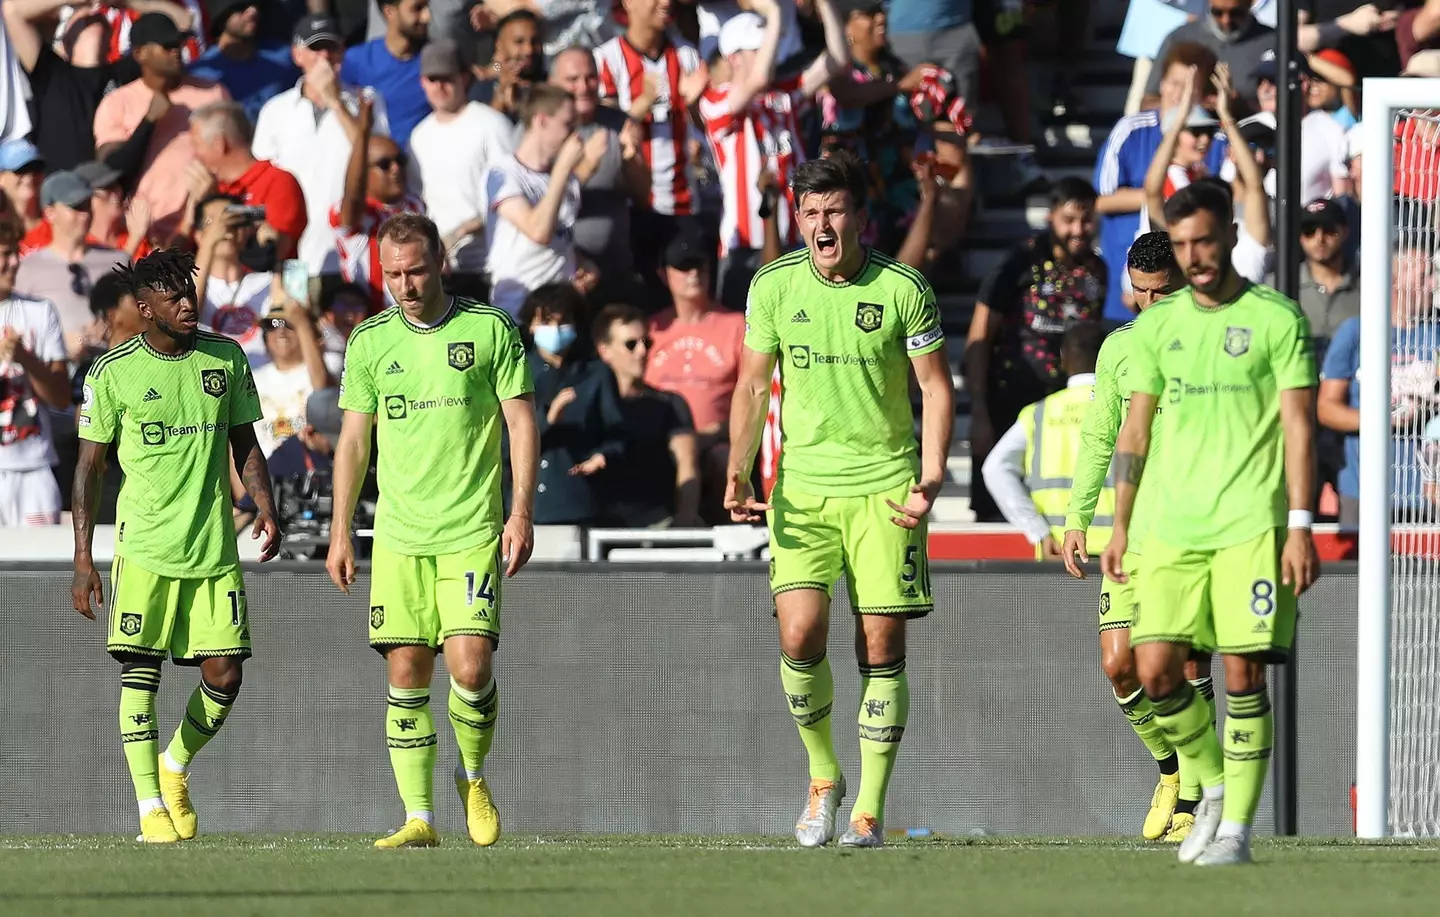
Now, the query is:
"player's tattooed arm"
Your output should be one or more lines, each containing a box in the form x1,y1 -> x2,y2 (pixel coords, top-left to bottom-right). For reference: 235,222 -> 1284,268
71,440 -> 109,618
230,424 -> 282,561
1110,392 -> 1157,535
1114,451 -> 1146,486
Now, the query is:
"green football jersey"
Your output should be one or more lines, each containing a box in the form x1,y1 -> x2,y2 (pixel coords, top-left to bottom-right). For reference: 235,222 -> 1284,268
79,332 -> 263,578
1124,283 -> 1316,550
744,249 -> 944,497
338,297 -> 533,556
1065,320 -> 1163,552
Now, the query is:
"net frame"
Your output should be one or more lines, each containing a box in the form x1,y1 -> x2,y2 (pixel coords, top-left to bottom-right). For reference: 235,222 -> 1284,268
1357,80 -> 1440,840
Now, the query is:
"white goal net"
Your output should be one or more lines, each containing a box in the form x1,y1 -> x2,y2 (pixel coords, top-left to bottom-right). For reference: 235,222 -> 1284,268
1358,90 -> 1440,839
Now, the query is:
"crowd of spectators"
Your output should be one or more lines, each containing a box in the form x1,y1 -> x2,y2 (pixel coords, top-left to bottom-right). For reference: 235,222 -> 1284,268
0,0 -> 1434,535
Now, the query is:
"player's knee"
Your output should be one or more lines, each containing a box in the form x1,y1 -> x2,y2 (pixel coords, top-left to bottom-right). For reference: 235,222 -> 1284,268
200,658 -> 243,695
384,646 -> 434,688
447,657 -> 493,693
854,620 -> 905,668
1222,654 -> 1267,694
778,619 -> 826,660
1101,647 -> 1139,693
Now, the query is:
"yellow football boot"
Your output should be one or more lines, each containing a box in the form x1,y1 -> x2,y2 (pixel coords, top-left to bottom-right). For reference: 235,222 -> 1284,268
138,808 -> 181,844
1164,811 -> 1196,843
455,772 -> 502,846
1143,773 -> 1181,840
374,818 -> 440,849
158,762 -> 197,840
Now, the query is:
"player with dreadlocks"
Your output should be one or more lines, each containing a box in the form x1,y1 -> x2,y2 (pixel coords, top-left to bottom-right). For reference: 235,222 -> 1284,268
71,248 -> 281,843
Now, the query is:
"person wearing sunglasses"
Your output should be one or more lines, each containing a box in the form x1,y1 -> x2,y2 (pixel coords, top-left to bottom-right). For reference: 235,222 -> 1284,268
251,284 -> 334,459
92,12 -> 231,245
15,171 -> 127,361
333,93 -> 425,310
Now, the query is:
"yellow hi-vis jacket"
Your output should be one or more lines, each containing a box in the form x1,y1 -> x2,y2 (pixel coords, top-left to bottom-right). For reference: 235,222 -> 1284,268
1020,381 -> 1114,558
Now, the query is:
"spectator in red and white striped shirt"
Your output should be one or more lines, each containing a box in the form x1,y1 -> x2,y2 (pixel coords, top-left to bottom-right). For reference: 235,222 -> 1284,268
330,95 -> 424,310
698,0 -> 847,310
594,0 -> 711,299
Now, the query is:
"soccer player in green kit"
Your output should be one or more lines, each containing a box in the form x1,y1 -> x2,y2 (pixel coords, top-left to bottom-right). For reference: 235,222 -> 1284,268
1062,231 -> 1216,843
326,214 -> 538,849
1102,182 -> 1319,866
725,153 -> 954,848
71,249 -> 282,844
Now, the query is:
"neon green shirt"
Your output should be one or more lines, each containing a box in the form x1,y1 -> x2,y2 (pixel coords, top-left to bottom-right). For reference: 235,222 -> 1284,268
79,332 -> 262,578
338,298 -> 533,556
743,248 -> 945,496
1064,319 -> 1162,553
1124,283 -> 1316,550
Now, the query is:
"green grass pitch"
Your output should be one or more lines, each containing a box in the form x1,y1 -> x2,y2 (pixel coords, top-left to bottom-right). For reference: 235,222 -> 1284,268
3,835 -> 1438,916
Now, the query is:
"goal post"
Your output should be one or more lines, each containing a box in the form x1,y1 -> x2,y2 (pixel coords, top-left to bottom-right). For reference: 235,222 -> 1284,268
1357,79 -> 1440,840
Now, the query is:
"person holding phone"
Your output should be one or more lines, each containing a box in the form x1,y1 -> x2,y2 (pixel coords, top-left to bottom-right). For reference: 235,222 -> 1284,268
193,193 -> 275,369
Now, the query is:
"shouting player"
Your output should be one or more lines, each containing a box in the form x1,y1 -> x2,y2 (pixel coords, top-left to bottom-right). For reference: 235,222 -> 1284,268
327,213 -> 537,849
726,152 -> 954,848
1102,183 -> 1319,866
72,249 -> 281,844
1062,231 -> 1216,842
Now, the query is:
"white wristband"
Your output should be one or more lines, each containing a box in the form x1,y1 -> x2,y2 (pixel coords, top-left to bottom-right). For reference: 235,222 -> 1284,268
1288,510 -> 1313,530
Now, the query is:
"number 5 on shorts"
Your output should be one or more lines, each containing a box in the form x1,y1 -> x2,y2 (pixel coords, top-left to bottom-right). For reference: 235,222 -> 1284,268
901,544 -> 931,594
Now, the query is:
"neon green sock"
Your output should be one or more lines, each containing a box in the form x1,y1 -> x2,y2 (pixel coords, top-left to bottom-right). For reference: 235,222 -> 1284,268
1115,688 -> 1174,763
853,659 -> 909,822
1178,676 -> 1217,803
1152,681 -> 1224,789
780,652 -> 841,782
386,686 -> 437,817
1221,688 -> 1274,826
119,665 -> 162,802
1191,676 -> 1217,726
165,680 -> 238,769
449,678 -> 498,779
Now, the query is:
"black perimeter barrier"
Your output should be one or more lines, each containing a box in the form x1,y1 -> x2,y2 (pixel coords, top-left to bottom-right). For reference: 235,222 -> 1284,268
0,562 -> 1358,836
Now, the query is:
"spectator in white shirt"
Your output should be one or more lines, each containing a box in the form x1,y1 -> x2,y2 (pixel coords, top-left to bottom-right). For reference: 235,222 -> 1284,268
482,83 -> 606,317
410,38 -> 517,300
193,194 -> 275,369
0,221 -> 69,526
250,290 -> 334,458
251,15 -> 392,279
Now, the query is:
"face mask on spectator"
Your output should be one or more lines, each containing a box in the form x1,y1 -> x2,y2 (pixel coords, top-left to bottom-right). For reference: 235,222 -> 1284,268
239,240 -> 278,273
533,323 -> 577,354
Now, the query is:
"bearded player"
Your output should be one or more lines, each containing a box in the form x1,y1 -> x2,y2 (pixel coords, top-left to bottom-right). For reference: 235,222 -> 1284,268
1103,182 -> 1318,866
327,213 -> 537,849
726,152 -> 954,848
1061,230 -> 1215,842
72,249 -> 281,843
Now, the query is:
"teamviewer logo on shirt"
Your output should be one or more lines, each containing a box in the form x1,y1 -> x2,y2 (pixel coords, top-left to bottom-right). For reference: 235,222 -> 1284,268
385,395 -> 409,420
140,422 -> 166,446
789,345 -> 811,369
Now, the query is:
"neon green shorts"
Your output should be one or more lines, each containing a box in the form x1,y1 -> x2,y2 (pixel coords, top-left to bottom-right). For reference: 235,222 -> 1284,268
106,556 -> 250,664
768,478 -> 932,617
368,537 -> 503,651
1132,527 -> 1296,661
1098,551 -> 1140,633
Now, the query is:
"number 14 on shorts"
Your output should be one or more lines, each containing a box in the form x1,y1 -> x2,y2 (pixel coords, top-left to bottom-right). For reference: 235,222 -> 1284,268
465,571 -> 495,616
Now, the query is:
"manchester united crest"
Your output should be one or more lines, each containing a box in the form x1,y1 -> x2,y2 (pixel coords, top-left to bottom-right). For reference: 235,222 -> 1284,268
855,302 -> 884,333
370,606 -> 385,629
1224,326 -> 1251,358
120,613 -> 143,636
448,341 -> 475,371
200,368 -> 227,397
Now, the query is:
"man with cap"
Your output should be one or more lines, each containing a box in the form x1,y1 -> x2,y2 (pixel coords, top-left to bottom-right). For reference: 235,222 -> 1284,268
0,140 -> 48,250
266,387 -> 344,482
1292,198 -> 1358,357
92,12 -> 231,244
72,160 -> 151,259
645,230 -> 746,515
3,0 -> 114,171
188,1 -> 299,122
410,38 -> 516,299
15,171 -> 127,359
253,15 -> 393,281
697,0 -> 847,310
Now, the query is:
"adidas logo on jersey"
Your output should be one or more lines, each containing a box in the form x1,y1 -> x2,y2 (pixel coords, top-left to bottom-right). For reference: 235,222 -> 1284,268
901,584 -> 918,599
792,310 -> 810,323
386,361 -> 405,375
143,388 -> 162,402
1168,339 -> 1184,352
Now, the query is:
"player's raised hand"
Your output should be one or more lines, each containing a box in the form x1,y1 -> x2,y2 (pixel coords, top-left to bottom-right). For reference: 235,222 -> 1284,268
252,510 -> 281,562
327,532 -> 357,594
885,479 -> 941,529
1281,528 -> 1320,596
1100,528 -> 1128,583
724,472 -> 771,523
1061,529 -> 1090,579
71,560 -> 103,620
502,512 -> 534,577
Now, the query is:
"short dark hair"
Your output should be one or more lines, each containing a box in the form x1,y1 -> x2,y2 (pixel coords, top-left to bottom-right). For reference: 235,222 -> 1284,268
112,249 -> 196,303
518,282 -> 586,331
1158,41 -> 1219,89
1050,177 -> 1098,211
522,83 -> 574,128
377,212 -> 442,257
790,151 -> 868,210
89,272 -> 132,318
1127,231 -> 1179,275
1062,322 -> 1105,373
192,192 -> 244,231
1163,178 -> 1234,228
593,303 -> 646,345
496,9 -> 540,34
322,281 -> 374,312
